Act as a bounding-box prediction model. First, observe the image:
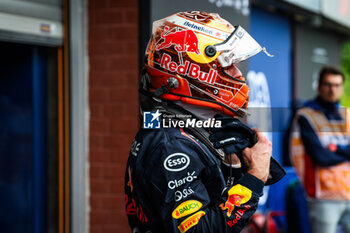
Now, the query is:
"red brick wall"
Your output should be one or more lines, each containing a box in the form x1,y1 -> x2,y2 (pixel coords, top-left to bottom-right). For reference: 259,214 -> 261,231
88,0 -> 139,232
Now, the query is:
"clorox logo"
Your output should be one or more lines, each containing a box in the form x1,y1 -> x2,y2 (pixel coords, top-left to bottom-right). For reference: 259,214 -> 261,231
172,200 -> 203,219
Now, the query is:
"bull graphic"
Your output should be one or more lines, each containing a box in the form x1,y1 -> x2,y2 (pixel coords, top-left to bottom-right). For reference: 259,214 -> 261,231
156,26 -> 200,55
219,194 -> 245,217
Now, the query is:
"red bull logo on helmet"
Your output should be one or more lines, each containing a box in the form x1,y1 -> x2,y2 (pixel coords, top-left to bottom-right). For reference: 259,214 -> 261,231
160,53 -> 217,84
219,184 -> 252,217
156,27 -> 200,55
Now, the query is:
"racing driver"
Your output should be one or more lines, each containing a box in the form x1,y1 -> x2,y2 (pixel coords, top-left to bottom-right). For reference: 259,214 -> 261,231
124,11 -> 285,233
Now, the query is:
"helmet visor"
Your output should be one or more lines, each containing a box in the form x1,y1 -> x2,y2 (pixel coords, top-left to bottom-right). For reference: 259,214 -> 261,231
214,26 -> 268,67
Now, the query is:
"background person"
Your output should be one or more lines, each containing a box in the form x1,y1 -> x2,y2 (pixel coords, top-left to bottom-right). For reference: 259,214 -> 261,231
291,65 -> 350,233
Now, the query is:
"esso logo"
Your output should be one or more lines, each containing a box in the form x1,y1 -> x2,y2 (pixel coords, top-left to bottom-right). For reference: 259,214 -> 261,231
164,153 -> 190,172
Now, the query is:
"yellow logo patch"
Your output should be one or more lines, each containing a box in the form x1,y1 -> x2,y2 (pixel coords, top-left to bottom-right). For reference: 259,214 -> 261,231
172,200 -> 203,219
178,211 -> 206,233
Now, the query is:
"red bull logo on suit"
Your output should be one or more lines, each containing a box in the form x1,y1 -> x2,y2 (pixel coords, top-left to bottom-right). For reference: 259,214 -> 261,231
219,184 -> 252,217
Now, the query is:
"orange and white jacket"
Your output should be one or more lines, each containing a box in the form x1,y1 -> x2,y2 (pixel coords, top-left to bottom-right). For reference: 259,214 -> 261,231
290,98 -> 350,200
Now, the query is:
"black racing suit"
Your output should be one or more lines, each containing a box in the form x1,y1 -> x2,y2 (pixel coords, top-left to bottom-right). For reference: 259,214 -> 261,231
125,126 -> 264,233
